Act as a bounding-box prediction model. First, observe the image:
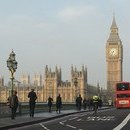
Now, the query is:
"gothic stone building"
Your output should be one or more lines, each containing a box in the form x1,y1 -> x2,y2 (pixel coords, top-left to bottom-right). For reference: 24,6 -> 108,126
106,16 -> 123,101
0,65 -> 100,103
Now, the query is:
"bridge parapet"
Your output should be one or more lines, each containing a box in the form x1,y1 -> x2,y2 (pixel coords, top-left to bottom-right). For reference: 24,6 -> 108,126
0,102 -> 76,118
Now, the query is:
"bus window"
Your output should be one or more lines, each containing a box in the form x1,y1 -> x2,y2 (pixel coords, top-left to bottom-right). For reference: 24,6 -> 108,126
116,83 -> 129,91
117,94 -> 130,98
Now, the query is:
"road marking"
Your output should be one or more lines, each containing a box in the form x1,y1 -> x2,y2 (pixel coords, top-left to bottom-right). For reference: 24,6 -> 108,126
59,121 -> 65,125
87,116 -> 95,121
86,116 -> 115,121
66,124 -> 77,129
69,117 -> 78,120
39,123 -> 50,130
59,119 -> 83,130
77,118 -> 81,121
113,113 -> 130,130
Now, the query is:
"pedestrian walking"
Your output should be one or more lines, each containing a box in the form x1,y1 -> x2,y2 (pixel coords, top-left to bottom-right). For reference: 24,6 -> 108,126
7,90 -> 19,119
76,94 -> 82,111
76,96 -> 79,110
83,98 -> 87,110
56,94 -> 62,113
98,98 -> 103,108
48,96 -> 53,112
28,89 -> 37,117
88,98 -> 93,110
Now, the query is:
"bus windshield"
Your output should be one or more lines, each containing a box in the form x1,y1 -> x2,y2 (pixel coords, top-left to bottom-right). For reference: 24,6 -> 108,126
116,83 -> 130,91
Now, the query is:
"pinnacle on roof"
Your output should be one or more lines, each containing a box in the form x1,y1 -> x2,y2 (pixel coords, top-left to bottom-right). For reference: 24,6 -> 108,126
111,15 -> 117,29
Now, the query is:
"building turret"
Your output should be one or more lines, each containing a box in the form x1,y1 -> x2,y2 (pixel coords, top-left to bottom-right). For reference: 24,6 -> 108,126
33,74 -> 42,86
20,73 -> 30,86
71,65 -> 87,99
0,76 -> 4,86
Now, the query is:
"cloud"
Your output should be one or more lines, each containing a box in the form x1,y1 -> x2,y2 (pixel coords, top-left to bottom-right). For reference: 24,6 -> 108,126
57,5 -> 96,22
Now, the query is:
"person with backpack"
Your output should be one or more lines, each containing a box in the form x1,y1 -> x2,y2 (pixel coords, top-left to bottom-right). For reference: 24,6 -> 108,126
28,89 -> 37,117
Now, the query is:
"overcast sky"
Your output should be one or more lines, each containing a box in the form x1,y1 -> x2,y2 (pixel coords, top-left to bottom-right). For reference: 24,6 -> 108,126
0,0 -> 130,88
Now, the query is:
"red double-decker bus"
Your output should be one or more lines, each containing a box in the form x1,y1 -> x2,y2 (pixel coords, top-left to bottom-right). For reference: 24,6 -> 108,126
115,82 -> 130,108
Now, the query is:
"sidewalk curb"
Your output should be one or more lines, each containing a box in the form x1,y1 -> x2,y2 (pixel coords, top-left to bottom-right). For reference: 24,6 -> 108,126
0,107 -> 110,130
0,111 -> 81,130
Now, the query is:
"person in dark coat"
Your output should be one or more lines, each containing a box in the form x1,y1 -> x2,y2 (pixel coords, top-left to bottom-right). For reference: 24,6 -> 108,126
83,98 -> 87,110
28,89 -> 37,117
98,98 -> 103,108
56,94 -> 62,113
76,96 -> 79,110
76,94 -> 82,111
48,96 -> 53,112
7,90 -> 19,119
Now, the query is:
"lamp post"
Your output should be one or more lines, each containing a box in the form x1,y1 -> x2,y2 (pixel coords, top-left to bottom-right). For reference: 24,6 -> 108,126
74,77 -> 78,98
7,50 -> 18,96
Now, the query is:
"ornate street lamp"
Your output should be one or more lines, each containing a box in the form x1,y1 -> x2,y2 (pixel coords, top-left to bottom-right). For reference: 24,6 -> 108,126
74,77 -> 78,97
7,50 -> 18,96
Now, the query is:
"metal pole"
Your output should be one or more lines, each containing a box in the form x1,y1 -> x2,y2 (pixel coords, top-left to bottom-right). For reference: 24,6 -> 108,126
10,70 -> 14,96
75,84 -> 77,97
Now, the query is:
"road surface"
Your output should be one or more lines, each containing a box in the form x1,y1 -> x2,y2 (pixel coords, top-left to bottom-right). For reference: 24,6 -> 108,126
9,108 -> 130,130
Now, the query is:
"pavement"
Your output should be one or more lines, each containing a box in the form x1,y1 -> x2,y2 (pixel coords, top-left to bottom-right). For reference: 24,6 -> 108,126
0,107 -> 109,130
0,109 -> 83,130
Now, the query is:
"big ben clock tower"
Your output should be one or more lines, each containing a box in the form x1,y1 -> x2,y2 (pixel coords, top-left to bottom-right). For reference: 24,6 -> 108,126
106,16 -> 123,95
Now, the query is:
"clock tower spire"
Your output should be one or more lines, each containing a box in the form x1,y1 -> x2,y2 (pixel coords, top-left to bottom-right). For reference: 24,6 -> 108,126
107,15 -> 121,43
106,16 -> 123,98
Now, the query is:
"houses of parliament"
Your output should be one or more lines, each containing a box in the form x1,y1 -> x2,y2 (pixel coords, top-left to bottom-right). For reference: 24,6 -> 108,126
0,65 -> 101,103
0,16 -> 123,103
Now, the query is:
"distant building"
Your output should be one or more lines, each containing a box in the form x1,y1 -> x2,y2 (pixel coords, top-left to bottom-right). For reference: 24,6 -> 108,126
0,65 -> 100,103
20,74 -> 30,86
33,74 -> 42,86
43,65 -> 88,102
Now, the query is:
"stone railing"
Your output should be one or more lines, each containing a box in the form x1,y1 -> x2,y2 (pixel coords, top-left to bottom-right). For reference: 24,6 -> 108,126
0,103 -> 11,118
0,102 -> 76,118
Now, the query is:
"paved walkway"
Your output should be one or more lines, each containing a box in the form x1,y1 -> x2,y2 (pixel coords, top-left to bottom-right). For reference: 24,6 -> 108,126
0,109 -> 80,129
0,107 -> 109,130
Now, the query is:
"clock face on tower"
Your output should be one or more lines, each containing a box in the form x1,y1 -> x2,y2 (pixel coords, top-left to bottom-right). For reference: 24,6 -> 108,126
109,48 -> 118,57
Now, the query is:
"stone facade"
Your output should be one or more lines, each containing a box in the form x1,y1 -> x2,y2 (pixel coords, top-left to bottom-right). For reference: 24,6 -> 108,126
0,65 -> 100,103
106,17 -> 123,97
